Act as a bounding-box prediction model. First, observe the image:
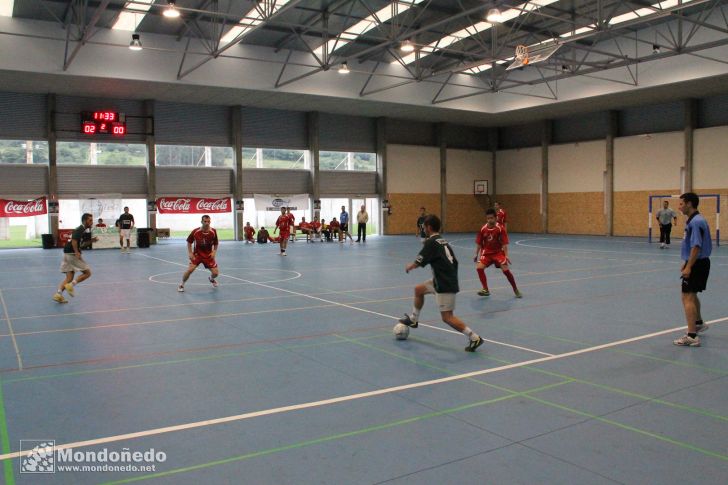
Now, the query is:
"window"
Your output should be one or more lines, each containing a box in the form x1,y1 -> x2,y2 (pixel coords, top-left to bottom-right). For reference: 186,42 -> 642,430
57,142 -> 146,165
320,151 -> 376,171
0,211 -> 48,248
0,140 -> 49,164
242,148 -> 309,169
156,145 -> 233,167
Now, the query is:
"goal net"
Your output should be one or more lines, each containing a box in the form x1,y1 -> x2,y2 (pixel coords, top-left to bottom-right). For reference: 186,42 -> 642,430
648,194 -> 721,246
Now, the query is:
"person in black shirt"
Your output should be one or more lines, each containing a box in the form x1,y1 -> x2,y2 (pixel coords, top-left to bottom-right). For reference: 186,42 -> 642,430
53,213 -> 97,304
257,227 -> 270,244
416,207 -> 427,241
118,206 -> 135,253
399,215 -> 484,352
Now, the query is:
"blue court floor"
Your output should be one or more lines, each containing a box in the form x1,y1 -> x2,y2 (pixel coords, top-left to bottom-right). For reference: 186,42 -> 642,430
0,234 -> 726,484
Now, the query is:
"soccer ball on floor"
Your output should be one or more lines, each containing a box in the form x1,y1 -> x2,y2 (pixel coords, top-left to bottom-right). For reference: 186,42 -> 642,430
393,323 -> 410,340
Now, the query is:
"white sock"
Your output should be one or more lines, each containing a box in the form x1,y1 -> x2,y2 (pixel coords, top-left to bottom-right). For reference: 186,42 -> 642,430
462,326 -> 479,340
411,307 -> 421,321
71,280 -> 77,286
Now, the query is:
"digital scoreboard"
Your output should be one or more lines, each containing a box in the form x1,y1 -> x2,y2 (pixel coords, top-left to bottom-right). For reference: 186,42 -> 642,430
81,111 -> 127,136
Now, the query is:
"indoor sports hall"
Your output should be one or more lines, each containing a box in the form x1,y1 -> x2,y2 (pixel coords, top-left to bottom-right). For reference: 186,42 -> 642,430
0,1 -> 727,484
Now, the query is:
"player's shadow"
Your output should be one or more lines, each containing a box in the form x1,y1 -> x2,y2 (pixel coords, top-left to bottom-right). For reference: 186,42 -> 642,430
467,298 -> 515,320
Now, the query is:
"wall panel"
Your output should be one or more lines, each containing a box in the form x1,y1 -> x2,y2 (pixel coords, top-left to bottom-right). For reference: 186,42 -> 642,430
319,171 -> 377,196
241,169 -> 311,196
0,165 -> 48,198
58,166 -> 147,197
0,91 -> 47,140
614,132 -> 683,191
495,147 -> 541,195
386,144 -> 440,194
156,167 -> 232,197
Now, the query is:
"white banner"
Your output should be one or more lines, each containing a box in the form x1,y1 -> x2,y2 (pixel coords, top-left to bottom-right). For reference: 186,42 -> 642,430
253,194 -> 310,212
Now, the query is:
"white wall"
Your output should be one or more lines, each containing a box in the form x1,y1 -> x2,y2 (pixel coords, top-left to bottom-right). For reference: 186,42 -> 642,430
386,144 -> 440,193
495,147 -> 541,194
446,149 -> 493,194
549,140 -> 606,193
694,126 -> 728,189
614,132 -> 683,191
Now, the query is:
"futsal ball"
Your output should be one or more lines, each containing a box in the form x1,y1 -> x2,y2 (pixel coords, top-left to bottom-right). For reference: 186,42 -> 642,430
393,323 -> 410,340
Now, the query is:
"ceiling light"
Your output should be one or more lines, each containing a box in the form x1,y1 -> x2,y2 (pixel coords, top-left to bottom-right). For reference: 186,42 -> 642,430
163,1 -> 181,18
129,33 -> 142,51
400,40 -> 416,53
338,62 -> 350,74
486,8 -> 503,23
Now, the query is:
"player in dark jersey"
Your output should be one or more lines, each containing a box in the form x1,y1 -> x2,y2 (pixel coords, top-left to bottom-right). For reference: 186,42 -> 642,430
53,213 -> 98,303
117,206 -> 135,253
178,215 -> 219,292
273,207 -> 291,256
416,207 -> 427,241
399,215 -> 484,352
475,208 -> 521,298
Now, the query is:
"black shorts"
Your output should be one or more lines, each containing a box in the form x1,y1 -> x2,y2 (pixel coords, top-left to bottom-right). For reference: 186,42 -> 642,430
341,223 -> 349,232
682,258 -> 710,293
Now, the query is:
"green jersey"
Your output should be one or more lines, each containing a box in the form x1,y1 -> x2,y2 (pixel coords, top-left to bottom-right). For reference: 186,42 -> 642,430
415,234 -> 459,293
63,225 -> 86,254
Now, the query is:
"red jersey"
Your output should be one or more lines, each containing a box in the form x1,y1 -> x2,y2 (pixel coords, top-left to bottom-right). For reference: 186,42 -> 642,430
276,215 -> 292,232
299,221 -> 311,230
187,227 -> 218,256
244,226 -> 255,238
287,213 -> 295,225
311,221 -> 321,231
330,221 -> 340,230
476,223 -> 509,255
496,209 -> 507,225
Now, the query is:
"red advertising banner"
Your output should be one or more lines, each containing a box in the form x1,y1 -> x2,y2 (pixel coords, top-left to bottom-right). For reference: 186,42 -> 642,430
0,197 -> 47,217
57,229 -> 74,248
156,197 -> 231,214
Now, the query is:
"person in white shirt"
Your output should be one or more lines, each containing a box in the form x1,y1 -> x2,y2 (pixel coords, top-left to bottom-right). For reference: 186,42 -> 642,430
356,205 -> 369,242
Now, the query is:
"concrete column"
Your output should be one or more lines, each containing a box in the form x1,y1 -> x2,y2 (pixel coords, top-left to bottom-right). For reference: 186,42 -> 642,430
489,128 -> 498,199
541,120 -> 552,233
605,110 -> 618,236
47,94 -> 59,238
232,106 -> 244,240
375,118 -> 387,235
684,99 -> 697,193
437,123 -> 447,232
144,100 -> 157,243
307,112 -> 320,220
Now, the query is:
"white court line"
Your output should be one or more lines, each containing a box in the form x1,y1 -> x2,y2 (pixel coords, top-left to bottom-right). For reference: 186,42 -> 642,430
2,315 -> 725,461
0,289 -> 23,370
515,238 -> 728,258
137,253 -> 550,357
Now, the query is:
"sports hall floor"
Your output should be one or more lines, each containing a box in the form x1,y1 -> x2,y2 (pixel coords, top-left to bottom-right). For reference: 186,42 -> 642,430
0,234 -> 726,484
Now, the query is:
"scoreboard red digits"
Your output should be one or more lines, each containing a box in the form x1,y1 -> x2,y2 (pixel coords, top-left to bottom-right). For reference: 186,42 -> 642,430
81,111 -> 126,137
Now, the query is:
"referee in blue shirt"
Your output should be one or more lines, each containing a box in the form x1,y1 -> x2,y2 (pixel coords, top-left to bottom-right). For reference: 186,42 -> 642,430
674,192 -> 711,347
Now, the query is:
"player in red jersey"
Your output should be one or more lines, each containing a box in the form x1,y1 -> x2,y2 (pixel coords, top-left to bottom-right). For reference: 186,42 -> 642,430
286,207 -> 296,242
243,222 -> 255,243
273,206 -> 291,256
178,215 -> 219,292
494,201 -> 507,228
474,208 -> 521,298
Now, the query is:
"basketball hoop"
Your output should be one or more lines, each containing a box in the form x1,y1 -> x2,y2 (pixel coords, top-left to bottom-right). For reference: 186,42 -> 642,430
515,45 -> 529,65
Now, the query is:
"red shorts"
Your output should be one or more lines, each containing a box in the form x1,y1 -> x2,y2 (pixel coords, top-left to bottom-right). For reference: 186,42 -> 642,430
278,230 -> 290,240
191,253 -> 217,269
480,251 -> 508,268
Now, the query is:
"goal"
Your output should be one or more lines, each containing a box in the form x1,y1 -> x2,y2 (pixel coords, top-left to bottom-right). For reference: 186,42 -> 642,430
648,194 -> 720,246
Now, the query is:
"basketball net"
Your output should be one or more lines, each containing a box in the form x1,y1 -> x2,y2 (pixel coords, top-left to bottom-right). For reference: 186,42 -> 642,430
515,45 -> 529,65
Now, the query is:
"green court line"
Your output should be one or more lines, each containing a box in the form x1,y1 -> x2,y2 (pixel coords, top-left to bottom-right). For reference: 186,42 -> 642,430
100,380 -> 572,484
343,336 -> 728,463
0,382 -> 15,485
3,333 -> 389,385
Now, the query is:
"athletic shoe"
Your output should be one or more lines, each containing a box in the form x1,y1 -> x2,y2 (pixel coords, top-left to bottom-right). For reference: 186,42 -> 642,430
514,290 -> 523,298
673,334 -> 700,347
660,243 -> 665,249
64,283 -> 75,297
465,336 -> 485,352
177,285 -> 185,293
398,314 -> 418,329
52,293 -> 68,304
477,289 -> 490,297
209,277 -> 219,288
696,324 -> 709,334
281,252 -> 287,256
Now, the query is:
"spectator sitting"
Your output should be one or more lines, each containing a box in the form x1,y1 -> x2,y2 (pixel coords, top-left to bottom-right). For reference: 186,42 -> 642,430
321,219 -> 331,241
243,222 -> 256,243
311,217 -> 322,242
95,218 -> 107,228
329,217 -> 341,241
299,217 -> 313,242
257,227 -> 270,244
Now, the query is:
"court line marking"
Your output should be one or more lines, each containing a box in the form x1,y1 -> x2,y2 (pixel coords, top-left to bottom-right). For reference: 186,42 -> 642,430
136,253 -> 551,357
3,315 -> 726,462
0,290 -> 22,371
515,237 -> 728,258
148,268 -> 301,287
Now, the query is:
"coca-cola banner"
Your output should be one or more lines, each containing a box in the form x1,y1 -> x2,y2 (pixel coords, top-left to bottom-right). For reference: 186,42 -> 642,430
0,197 -> 48,217
156,197 -> 232,214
